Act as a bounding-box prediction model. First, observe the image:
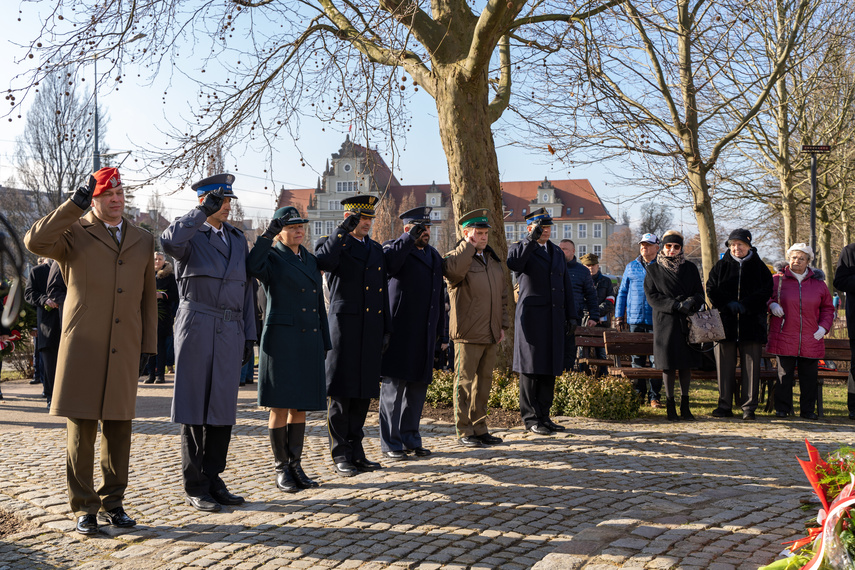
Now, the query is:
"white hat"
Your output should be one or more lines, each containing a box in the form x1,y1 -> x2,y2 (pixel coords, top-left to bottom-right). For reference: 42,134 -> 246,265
786,243 -> 815,263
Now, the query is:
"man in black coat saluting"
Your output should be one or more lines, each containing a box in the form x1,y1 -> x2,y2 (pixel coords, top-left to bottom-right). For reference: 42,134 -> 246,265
379,207 -> 446,460
507,208 -> 576,435
316,195 -> 392,476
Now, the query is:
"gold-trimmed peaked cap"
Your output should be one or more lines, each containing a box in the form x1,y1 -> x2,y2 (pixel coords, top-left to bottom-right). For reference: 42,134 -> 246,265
525,207 -> 553,226
341,194 -> 379,218
459,208 -> 491,229
191,173 -> 237,198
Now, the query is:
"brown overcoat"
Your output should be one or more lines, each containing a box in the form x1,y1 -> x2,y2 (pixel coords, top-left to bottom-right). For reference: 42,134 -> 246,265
24,200 -> 158,420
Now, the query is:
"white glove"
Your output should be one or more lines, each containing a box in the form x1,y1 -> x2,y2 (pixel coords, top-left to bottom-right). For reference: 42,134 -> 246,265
770,302 -> 784,318
814,326 -> 827,341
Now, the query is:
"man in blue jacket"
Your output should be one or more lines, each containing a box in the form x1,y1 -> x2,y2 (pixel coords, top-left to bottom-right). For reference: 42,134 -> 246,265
614,233 -> 661,407
558,239 -> 599,371
379,207 -> 446,459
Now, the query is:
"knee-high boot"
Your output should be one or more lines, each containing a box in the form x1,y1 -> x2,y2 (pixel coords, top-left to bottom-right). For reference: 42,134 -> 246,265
680,395 -> 695,421
288,423 -> 319,489
666,398 -> 680,421
269,427 -> 298,493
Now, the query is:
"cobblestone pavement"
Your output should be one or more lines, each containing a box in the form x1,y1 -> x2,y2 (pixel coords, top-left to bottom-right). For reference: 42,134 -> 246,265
0,377 -> 850,569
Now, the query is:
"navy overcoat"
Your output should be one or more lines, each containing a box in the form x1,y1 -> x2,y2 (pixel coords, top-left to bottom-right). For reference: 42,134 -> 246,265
247,237 -> 331,410
380,232 -> 446,384
315,230 -> 392,398
507,238 -> 576,375
161,209 -> 256,425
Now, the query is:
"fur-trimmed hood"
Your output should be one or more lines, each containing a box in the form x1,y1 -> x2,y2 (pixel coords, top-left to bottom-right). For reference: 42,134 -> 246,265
156,261 -> 174,280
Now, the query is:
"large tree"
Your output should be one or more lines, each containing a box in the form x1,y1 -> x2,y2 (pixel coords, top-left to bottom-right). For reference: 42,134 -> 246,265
13,67 -> 107,215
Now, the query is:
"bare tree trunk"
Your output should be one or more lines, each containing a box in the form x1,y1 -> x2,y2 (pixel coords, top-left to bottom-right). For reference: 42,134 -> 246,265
780,179 -> 799,248
686,167 -> 717,282
818,204 -> 834,292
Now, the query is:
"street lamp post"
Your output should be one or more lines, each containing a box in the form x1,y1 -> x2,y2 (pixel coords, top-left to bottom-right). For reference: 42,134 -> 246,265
802,145 -> 831,254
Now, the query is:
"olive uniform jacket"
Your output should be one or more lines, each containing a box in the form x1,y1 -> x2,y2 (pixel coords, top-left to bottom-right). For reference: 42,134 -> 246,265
24,200 -> 157,420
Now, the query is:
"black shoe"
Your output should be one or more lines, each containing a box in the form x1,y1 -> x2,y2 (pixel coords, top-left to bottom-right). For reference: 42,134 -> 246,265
775,411 -> 788,418
211,488 -> 244,505
334,461 -> 359,477
800,412 -> 819,420
528,424 -> 553,436
275,468 -> 299,493
743,411 -> 756,421
76,514 -> 99,535
29,379 -> 41,385
289,462 -> 319,489
98,507 -> 136,527
143,378 -> 155,384
477,433 -> 503,445
410,447 -> 432,457
186,495 -> 221,512
544,419 -> 566,432
353,458 -> 382,472
712,408 -> 734,418
383,450 -> 408,460
458,436 -> 484,448
154,377 -> 165,384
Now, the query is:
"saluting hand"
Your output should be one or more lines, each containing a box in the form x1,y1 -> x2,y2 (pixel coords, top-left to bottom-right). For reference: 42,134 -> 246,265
529,222 -> 543,243
408,223 -> 426,240
70,174 -> 97,210
197,187 -> 225,217
262,215 -> 288,240
340,213 -> 361,234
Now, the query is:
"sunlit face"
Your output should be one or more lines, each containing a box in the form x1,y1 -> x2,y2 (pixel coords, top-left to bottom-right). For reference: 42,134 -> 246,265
154,253 -> 165,270
639,242 -> 659,261
91,185 -> 125,224
404,224 -> 432,247
345,212 -> 374,239
528,224 -> 551,244
278,223 -> 305,247
464,227 -> 490,251
789,251 -> 809,274
559,241 -> 575,261
729,239 -> 750,259
663,242 -> 682,257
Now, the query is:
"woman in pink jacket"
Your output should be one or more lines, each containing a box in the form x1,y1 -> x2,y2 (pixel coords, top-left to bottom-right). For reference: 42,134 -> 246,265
767,244 -> 834,419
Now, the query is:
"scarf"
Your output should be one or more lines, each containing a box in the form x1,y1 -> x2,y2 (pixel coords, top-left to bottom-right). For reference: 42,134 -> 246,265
657,250 -> 685,274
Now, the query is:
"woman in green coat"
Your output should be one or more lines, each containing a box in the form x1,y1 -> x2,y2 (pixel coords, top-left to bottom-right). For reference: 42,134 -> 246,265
247,206 -> 331,493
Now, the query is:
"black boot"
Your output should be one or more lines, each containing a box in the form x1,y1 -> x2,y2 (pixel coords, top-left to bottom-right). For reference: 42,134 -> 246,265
680,395 -> 695,421
287,423 -> 319,489
269,427 -> 299,493
666,398 -> 680,421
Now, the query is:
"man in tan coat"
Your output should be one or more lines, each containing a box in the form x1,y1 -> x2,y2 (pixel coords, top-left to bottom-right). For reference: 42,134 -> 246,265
25,167 -> 157,535
442,209 -> 508,448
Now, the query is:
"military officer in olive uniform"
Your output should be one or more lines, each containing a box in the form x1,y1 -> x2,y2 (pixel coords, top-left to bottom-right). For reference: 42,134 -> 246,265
379,207 -> 446,460
161,174 -> 257,512
507,208 -> 576,436
315,195 -> 392,477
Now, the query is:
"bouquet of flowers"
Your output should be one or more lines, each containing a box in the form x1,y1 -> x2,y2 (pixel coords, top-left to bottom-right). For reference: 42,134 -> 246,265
0,329 -> 22,358
761,440 -> 855,569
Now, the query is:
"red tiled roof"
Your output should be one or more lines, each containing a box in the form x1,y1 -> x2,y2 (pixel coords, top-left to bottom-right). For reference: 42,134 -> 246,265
275,187 -> 315,215
500,179 -> 613,222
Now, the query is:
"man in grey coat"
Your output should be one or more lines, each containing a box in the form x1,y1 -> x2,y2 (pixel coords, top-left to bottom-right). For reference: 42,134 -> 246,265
161,174 -> 257,512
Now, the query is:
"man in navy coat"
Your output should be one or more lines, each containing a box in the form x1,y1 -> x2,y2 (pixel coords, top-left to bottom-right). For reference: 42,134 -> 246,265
161,174 -> 257,512
507,208 -> 577,435
315,195 -> 392,477
25,257 -> 62,407
379,207 -> 446,460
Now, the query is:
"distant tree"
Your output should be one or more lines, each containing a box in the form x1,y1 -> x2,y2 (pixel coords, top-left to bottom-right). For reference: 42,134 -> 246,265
371,193 -> 398,244
638,203 -> 673,240
14,68 -> 107,215
600,226 -> 637,276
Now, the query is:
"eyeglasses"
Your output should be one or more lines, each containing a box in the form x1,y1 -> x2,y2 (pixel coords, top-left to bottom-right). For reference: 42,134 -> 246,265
663,243 -> 682,250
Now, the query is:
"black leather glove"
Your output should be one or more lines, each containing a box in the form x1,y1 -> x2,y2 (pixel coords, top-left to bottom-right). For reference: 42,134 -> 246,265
529,222 -> 543,243
408,223 -> 426,240
70,174 -> 97,210
339,213 -> 361,234
676,299 -> 695,315
262,213 -> 291,240
242,341 -> 255,366
381,333 -> 392,354
565,319 -> 578,337
197,186 -> 225,217
726,301 -> 746,314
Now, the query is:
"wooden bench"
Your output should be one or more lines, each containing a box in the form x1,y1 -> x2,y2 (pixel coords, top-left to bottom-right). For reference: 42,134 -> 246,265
574,326 -> 612,369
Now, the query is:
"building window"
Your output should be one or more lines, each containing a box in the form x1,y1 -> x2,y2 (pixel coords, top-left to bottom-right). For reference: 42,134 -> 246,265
430,196 -> 437,205
546,207 -> 553,217
314,221 -> 323,236
563,224 -> 572,239
328,200 -> 344,211
578,244 -> 587,256
518,223 -> 527,236
336,181 -> 358,193
593,244 -> 602,257
542,193 -> 548,202
343,163 -> 352,172
578,223 -> 587,239
325,220 -> 335,235
593,223 -> 602,238
430,210 -> 441,220
579,207 -> 584,214
505,224 -> 515,242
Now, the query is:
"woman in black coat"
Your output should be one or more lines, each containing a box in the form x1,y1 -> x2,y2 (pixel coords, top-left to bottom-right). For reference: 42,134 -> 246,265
247,206 -> 331,493
643,230 -> 705,421
146,252 -> 179,384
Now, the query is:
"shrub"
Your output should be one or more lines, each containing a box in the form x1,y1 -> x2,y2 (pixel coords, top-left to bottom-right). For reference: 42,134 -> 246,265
551,371 -> 640,420
426,369 -> 454,406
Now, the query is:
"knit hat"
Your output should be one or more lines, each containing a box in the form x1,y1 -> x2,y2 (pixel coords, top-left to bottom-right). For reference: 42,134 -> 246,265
91,167 -> 121,197
787,243 -> 815,263
726,228 -> 752,247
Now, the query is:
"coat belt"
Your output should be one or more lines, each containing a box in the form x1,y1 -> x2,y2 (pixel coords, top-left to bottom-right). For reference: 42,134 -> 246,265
180,299 -> 242,323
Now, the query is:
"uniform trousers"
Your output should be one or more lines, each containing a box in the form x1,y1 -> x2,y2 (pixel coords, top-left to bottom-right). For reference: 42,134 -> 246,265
66,418 -> 132,517
328,396 -> 371,464
40,346 -> 58,404
453,342 -> 498,438
774,356 -> 818,415
180,424 -> 232,497
519,373 -> 555,429
378,377 -> 429,452
714,340 -> 761,412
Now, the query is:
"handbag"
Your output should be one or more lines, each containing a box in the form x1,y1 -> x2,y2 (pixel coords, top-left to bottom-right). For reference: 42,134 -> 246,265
687,305 -> 726,344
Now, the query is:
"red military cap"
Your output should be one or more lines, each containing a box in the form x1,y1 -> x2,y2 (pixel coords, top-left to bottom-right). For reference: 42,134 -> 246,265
92,167 -> 122,197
